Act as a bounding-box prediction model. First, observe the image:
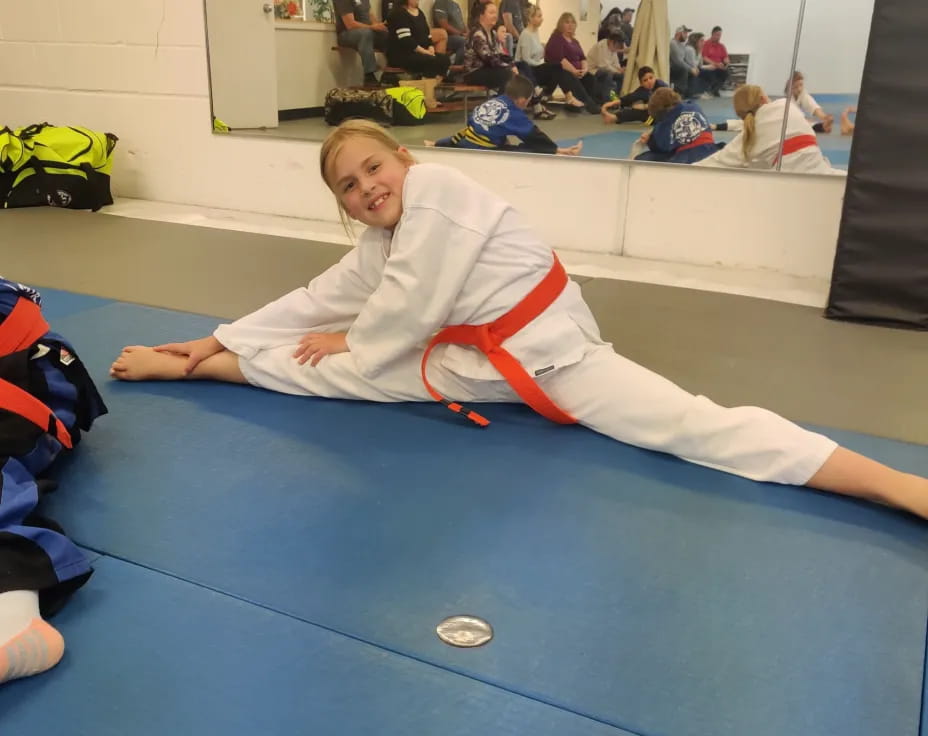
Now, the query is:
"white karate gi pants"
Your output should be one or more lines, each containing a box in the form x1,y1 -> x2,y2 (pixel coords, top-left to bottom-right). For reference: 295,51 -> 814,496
238,342 -> 837,486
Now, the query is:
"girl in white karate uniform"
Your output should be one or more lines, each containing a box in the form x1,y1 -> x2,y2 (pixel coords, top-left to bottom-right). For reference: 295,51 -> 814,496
697,85 -> 844,175
788,71 -> 834,133
111,120 -> 928,519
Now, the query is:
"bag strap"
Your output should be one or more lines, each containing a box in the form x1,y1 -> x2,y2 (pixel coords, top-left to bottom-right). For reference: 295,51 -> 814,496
0,377 -> 73,449
0,297 -> 73,449
0,297 -> 50,355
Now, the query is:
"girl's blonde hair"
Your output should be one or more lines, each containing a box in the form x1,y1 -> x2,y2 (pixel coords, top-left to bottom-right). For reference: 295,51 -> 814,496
647,87 -> 682,121
318,119 -> 415,236
527,4 -> 542,23
556,12 -> 576,34
733,85 -> 765,162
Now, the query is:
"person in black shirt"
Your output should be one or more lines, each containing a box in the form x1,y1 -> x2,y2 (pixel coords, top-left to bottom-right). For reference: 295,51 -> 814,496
387,0 -> 451,78
334,0 -> 389,84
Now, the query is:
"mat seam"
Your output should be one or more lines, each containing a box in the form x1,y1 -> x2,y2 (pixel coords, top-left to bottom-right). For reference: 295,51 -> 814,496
82,549 -> 648,736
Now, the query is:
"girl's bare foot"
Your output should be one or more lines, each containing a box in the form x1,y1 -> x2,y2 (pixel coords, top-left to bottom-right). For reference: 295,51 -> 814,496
423,140 -> 436,147
841,107 -> 856,136
110,346 -> 189,381
601,110 -> 618,124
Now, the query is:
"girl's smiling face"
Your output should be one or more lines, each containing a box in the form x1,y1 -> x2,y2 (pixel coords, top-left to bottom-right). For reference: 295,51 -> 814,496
329,138 -> 413,229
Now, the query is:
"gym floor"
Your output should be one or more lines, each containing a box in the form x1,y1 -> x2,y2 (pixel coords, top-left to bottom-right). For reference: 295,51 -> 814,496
0,206 -> 924,736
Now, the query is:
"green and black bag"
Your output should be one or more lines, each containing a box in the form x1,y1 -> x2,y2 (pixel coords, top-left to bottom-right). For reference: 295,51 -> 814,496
324,87 -> 427,127
0,123 -> 118,211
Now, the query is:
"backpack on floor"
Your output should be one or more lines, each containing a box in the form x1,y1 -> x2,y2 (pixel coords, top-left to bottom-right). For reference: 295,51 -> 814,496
324,87 -> 427,126
0,123 -> 118,211
0,278 -> 108,615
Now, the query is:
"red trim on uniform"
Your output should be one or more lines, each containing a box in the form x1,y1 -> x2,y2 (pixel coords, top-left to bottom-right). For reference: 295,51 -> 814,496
420,254 -> 577,427
0,296 -> 73,448
773,134 -> 818,165
0,378 -> 73,449
0,298 -> 50,355
676,131 -> 715,153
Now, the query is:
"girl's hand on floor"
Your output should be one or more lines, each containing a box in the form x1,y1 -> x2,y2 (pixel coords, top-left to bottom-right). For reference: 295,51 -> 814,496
293,332 -> 349,366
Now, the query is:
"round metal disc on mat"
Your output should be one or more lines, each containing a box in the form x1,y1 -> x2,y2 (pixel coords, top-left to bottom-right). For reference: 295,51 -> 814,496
436,615 -> 493,648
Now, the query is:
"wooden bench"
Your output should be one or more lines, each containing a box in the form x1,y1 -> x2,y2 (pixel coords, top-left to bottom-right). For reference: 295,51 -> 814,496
331,46 -> 489,122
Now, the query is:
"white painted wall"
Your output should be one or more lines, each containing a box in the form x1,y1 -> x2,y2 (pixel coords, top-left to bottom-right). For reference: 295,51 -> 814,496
0,0 -> 847,282
276,24 -> 360,110
794,0 -> 874,95
665,0 -> 871,93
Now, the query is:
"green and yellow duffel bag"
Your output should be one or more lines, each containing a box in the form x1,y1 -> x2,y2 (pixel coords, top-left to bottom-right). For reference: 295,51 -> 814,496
0,123 -> 118,211
324,87 -> 427,127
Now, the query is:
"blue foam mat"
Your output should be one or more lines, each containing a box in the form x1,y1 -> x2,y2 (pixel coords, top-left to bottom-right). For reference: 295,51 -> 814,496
33,301 -> 928,736
560,93 -> 857,168
0,556 -> 634,736
34,288 -> 113,320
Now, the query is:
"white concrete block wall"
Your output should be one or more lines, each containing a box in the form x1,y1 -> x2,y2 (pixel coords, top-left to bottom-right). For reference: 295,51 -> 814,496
0,0 -> 847,281
624,165 -> 845,278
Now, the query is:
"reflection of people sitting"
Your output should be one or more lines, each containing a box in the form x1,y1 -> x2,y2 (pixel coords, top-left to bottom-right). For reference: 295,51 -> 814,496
788,71 -> 834,133
696,85 -> 845,174
598,7 -> 623,41
335,0 -> 389,85
684,32 -> 713,98
500,0 -> 525,56
432,0 -> 467,64
387,0 -> 451,79
544,12 -> 600,113
462,2 -> 515,94
513,5 -> 568,119
700,26 -> 729,96
669,25 -> 692,96
383,0 -> 447,52
427,75 -> 583,155
600,66 -> 668,124
619,8 -> 635,45
633,88 -> 719,164
586,31 -> 626,104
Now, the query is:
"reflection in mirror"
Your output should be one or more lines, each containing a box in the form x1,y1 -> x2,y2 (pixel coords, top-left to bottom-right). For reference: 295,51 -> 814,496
206,0 -> 821,174
773,0 -> 871,175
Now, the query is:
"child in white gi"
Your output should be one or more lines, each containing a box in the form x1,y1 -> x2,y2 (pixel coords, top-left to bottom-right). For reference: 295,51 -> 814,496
788,71 -> 834,133
111,120 -> 928,520
697,85 -> 844,174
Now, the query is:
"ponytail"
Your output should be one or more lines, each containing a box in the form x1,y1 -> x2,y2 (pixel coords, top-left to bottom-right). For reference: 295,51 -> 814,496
733,85 -> 765,162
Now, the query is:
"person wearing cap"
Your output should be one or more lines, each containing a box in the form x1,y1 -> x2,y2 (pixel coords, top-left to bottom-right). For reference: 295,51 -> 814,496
669,25 -> 692,97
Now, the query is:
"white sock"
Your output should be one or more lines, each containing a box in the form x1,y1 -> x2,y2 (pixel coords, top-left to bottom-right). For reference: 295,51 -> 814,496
0,590 -> 41,642
0,590 -> 65,684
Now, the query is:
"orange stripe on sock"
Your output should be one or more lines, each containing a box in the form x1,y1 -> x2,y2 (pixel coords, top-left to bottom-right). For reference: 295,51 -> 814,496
0,619 -> 64,684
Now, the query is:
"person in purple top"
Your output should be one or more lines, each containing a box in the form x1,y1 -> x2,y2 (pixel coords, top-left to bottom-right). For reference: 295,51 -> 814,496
544,12 -> 599,113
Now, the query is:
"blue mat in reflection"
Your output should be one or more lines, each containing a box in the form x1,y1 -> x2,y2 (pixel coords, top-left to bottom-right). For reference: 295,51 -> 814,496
560,93 -> 858,168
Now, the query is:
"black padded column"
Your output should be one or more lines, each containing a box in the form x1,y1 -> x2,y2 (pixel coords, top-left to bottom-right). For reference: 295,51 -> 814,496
825,0 -> 928,329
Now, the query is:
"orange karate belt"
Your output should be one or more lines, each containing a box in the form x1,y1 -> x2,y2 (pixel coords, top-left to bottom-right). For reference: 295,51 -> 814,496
773,133 -> 818,165
420,254 -> 577,428
0,297 -> 73,449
